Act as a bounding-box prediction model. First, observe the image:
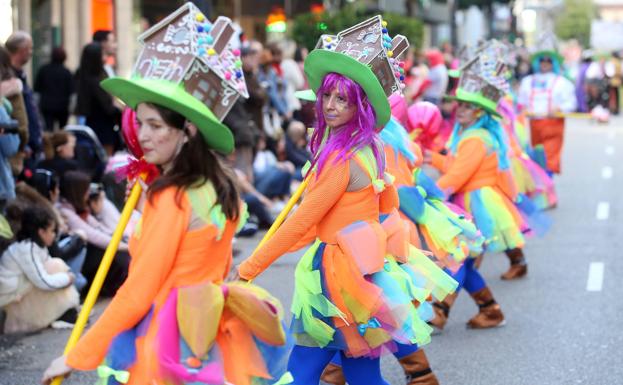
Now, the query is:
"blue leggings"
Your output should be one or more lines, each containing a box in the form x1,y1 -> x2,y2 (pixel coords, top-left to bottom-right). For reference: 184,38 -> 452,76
330,342 -> 419,366
450,258 -> 486,294
288,345 -> 389,385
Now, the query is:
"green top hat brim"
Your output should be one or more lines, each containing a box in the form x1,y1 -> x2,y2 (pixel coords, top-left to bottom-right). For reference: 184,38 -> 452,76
101,77 -> 234,154
444,88 -> 502,118
304,50 -> 391,129
294,89 -> 317,102
530,50 -> 564,65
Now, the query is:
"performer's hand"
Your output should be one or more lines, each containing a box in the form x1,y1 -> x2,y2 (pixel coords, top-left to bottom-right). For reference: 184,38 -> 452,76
125,178 -> 148,212
41,355 -> 73,384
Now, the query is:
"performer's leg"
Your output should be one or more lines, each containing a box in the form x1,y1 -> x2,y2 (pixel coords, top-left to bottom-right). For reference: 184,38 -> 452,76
501,247 -> 527,280
394,344 -> 440,385
341,352 -> 389,385
320,353 -> 346,385
288,345 -> 335,385
428,265 -> 463,330
465,259 -> 505,328
539,118 -> 565,174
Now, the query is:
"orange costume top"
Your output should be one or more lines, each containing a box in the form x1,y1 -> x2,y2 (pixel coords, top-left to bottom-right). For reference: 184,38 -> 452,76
430,128 -> 525,252
239,151 -> 399,280
239,148 -> 456,357
66,184 -> 287,385
431,129 -> 517,200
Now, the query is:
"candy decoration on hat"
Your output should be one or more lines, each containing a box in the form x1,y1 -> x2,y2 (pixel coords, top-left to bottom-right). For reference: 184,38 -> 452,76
133,2 -> 248,121
305,15 -> 410,128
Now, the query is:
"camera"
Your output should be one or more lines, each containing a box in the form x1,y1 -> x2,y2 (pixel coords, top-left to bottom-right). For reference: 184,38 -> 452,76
0,119 -> 20,135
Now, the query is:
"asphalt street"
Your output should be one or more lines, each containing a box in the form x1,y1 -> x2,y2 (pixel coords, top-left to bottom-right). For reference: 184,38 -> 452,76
1,117 -> 622,385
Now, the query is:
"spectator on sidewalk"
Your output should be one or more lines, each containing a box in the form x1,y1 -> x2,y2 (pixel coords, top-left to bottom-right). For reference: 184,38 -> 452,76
0,45 -> 28,176
423,49 -> 448,106
7,179 -> 88,292
57,171 -> 128,296
5,31 -> 42,159
75,43 -> 121,156
253,135 -> 293,200
285,120 -> 311,181
0,206 -> 80,333
39,131 -> 78,179
34,47 -> 74,131
92,30 -> 117,78
0,88 -> 21,201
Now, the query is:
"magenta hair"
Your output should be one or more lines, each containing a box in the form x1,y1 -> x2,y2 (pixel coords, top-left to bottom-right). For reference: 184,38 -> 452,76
309,72 -> 385,177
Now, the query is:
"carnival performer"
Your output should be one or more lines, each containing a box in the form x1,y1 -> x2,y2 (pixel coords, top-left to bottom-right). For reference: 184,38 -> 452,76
518,33 -> 576,175
321,94 -> 483,385
426,53 -> 528,286
236,16 -> 457,385
42,6 -> 292,385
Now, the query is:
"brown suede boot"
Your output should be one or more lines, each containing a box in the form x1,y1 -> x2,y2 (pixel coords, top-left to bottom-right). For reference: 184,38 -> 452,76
399,349 -> 440,385
501,248 -> 527,280
427,292 -> 457,331
467,287 -> 505,329
320,362 -> 346,385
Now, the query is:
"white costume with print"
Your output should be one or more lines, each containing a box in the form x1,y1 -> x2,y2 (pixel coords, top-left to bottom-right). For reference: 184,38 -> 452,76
518,72 -> 576,116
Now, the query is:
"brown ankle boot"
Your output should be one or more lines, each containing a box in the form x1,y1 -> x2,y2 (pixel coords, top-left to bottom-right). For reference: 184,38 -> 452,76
427,292 -> 457,331
320,362 -> 346,385
501,248 -> 527,280
399,349 -> 440,385
467,287 -> 505,329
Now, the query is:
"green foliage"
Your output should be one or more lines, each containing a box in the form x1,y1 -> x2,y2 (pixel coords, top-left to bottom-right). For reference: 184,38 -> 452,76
554,0 -> 596,47
291,6 -> 424,51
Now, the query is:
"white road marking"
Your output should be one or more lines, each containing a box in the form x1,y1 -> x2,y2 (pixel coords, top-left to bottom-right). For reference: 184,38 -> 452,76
602,166 -> 613,179
596,202 -> 610,220
605,146 -> 615,155
586,262 -> 605,292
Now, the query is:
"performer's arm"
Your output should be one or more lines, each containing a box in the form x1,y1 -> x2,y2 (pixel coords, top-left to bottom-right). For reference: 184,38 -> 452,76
554,77 -> 578,113
238,155 -> 349,280
436,137 -> 487,195
516,76 -> 531,112
66,187 -> 189,370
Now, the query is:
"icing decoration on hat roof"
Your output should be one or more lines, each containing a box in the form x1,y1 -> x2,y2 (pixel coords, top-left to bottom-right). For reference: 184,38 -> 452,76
315,15 -> 410,94
132,2 -> 248,121
458,46 -> 510,104
533,29 -> 559,54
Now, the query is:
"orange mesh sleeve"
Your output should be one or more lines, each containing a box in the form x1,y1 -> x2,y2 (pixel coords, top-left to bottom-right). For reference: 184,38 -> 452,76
431,151 -> 448,172
238,156 -> 349,280
436,138 -> 487,195
66,187 -> 190,370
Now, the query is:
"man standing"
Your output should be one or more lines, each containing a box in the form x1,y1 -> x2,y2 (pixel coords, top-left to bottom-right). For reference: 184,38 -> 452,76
92,30 -> 117,78
5,31 -> 42,158
518,34 -> 576,174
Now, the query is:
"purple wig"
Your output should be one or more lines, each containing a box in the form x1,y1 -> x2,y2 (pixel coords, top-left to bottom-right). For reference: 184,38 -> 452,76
310,73 -> 385,177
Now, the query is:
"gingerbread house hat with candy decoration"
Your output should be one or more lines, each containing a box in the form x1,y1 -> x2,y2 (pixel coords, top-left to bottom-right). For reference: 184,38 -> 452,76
100,2 -> 248,153
303,15 -> 410,129
445,43 -> 510,118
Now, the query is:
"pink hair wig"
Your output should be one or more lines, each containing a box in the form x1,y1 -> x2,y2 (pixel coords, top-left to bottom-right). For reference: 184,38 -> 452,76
310,73 -> 385,177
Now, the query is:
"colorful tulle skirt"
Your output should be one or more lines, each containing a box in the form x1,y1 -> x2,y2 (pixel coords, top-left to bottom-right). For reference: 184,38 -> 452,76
397,177 -> 484,273
451,186 -> 526,253
510,155 -> 557,210
97,282 -> 293,385
290,210 -> 457,358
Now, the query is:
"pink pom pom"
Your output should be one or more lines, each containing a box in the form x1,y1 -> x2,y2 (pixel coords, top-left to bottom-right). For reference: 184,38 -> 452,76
225,71 -> 232,80
233,49 -> 241,56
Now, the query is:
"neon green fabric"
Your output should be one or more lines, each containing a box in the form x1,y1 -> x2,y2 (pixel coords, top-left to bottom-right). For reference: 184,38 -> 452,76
445,88 -> 502,118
